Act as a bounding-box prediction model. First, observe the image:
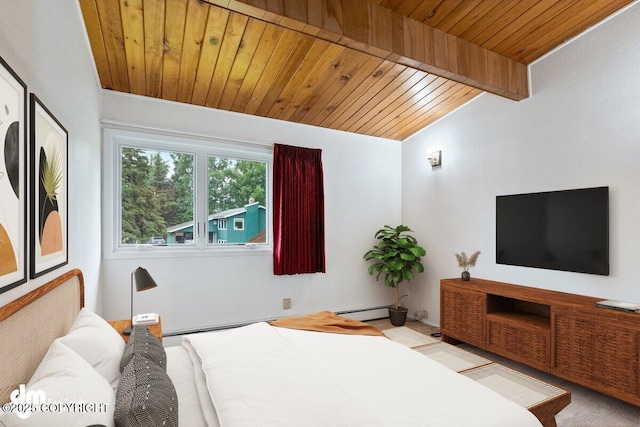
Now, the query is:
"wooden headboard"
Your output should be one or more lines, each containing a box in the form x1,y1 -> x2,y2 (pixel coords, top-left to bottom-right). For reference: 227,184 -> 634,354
0,269 -> 84,401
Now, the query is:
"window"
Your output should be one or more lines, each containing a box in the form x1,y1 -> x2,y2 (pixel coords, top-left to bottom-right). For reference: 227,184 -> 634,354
103,128 -> 271,258
208,156 -> 266,243
120,147 -> 194,246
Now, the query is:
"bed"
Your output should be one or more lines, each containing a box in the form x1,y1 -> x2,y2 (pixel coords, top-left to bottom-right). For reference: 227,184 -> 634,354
0,269 -> 543,427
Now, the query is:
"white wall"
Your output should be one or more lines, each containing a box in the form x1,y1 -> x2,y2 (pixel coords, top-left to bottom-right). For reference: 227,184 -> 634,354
10,1 -> 634,333
0,2 -> 102,309
100,91 -> 402,335
402,2 -> 640,325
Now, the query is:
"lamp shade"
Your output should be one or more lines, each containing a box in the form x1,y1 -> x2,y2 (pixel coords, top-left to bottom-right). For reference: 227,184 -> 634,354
133,267 -> 158,292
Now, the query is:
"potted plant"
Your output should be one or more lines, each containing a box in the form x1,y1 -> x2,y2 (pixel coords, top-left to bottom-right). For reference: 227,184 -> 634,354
454,251 -> 481,281
364,225 -> 426,326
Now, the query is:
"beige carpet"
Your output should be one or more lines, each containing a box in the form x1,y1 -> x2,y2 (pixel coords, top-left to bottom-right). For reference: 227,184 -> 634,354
414,342 -> 491,372
382,326 -> 439,347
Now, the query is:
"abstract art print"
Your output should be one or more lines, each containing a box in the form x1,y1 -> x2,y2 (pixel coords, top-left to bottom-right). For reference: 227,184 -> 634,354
0,56 -> 27,293
30,94 -> 68,278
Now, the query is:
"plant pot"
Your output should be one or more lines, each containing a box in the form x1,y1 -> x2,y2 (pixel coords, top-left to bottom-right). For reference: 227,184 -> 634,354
388,306 -> 408,327
461,271 -> 471,281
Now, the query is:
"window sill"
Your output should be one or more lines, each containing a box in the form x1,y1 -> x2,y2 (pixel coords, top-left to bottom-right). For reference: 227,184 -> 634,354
102,244 -> 273,260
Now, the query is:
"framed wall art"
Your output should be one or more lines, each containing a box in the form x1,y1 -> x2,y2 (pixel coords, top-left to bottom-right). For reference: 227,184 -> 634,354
30,94 -> 68,278
0,56 -> 27,293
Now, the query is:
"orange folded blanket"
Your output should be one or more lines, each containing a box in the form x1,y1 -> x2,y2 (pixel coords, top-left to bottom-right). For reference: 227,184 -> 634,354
270,311 -> 385,337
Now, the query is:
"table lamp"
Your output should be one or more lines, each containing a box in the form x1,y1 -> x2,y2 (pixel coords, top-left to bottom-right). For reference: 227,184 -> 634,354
123,266 -> 158,335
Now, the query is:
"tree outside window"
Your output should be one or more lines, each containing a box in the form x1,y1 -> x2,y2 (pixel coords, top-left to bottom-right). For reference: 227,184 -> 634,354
119,146 -> 267,247
121,147 -> 193,245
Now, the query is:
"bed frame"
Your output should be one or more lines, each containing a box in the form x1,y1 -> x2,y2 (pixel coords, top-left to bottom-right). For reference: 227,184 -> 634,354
0,269 -> 84,401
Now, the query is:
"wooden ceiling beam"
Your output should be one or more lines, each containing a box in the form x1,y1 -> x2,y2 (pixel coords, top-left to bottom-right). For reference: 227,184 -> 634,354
204,0 -> 528,101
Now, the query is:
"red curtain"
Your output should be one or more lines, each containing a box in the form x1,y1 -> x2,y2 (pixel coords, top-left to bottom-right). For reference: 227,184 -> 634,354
273,143 -> 326,275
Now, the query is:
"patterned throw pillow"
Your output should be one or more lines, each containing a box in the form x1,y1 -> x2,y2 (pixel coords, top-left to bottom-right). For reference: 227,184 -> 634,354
115,354 -> 178,427
119,325 -> 166,372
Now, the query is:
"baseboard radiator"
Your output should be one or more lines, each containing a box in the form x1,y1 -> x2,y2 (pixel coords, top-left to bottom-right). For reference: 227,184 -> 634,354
163,305 -> 390,338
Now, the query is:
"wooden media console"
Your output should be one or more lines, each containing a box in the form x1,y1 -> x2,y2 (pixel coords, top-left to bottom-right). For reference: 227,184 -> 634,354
441,277 -> 640,406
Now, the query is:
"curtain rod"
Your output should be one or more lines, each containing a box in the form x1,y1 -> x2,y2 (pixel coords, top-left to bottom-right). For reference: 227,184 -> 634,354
100,119 -> 275,150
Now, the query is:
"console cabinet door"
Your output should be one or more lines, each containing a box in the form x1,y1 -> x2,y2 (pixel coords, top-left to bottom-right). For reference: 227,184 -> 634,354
441,286 -> 486,347
487,316 -> 550,371
554,311 -> 640,398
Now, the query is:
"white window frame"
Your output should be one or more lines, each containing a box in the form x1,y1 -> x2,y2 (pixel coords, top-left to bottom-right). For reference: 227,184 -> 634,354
103,126 -> 272,259
217,218 -> 227,230
233,218 -> 244,230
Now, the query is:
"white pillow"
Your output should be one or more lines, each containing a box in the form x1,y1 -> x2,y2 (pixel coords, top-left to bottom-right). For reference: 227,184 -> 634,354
55,308 -> 125,389
0,341 -> 115,427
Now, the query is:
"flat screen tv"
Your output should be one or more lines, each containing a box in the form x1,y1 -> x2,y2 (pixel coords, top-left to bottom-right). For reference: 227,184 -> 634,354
496,186 -> 609,275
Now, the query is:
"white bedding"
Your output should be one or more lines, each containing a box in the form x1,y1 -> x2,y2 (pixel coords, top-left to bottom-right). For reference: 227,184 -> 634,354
166,345 -> 215,427
181,322 -> 542,427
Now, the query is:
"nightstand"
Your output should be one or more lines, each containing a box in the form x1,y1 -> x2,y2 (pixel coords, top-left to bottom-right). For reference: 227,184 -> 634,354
108,317 -> 162,343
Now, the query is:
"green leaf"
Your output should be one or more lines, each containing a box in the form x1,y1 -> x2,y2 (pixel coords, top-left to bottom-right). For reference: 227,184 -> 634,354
388,259 -> 404,270
392,271 -> 402,284
384,276 -> 394,287
409,246 -> 426,257
382,250 -> 398,258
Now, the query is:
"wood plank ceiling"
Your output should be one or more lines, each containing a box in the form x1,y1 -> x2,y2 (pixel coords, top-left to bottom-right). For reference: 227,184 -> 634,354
79,0 -> 632,141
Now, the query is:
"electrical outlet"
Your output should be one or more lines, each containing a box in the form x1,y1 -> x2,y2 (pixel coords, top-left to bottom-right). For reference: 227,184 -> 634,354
414,310 -> 428,321
282,298 -> 291,310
